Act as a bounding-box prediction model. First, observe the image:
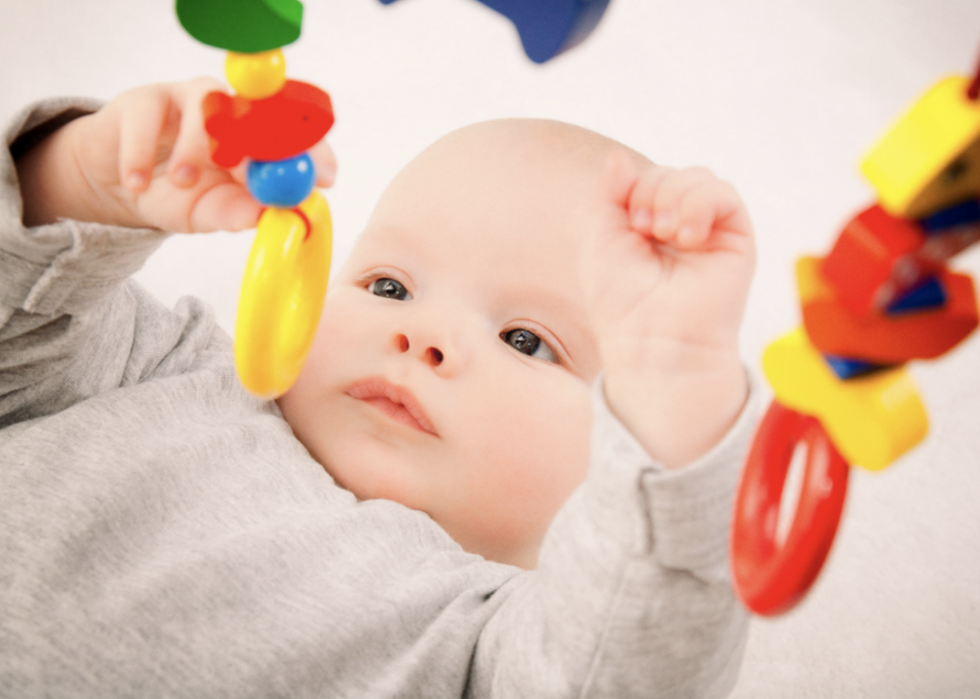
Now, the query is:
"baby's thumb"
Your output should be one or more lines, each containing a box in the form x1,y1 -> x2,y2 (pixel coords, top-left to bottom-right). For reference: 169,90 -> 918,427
186,184 -> 262,233
601,148 -> 638,209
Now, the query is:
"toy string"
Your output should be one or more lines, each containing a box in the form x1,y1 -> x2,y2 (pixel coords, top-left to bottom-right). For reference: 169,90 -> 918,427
967,46 -> 980,100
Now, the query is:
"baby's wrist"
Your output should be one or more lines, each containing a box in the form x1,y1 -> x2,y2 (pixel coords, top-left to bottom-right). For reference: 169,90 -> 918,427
17,119 -> 94,227
602,347 -> 747,470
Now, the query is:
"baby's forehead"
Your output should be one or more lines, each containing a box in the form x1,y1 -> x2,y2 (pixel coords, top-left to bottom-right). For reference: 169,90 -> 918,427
433,119 -> 617,177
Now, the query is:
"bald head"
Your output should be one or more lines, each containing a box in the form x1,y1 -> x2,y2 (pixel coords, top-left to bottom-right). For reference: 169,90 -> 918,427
396,118 -> 650,188
365,118 -> 650,246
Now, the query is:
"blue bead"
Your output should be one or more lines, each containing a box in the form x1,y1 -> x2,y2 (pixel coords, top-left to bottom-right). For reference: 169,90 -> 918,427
247,152 -> 316,208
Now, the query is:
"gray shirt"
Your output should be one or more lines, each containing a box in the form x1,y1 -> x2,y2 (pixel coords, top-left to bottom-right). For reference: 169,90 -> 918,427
0,99 -> 754,698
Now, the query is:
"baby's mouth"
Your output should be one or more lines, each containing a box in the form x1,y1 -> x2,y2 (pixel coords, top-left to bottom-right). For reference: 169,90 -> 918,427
347,378 -> 438,436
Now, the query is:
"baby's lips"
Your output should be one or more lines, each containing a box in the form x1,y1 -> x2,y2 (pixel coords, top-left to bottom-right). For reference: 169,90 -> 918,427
347,378 -> 438,436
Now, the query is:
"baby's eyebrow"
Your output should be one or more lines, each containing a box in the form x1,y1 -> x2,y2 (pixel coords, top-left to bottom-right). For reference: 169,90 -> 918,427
502,290 -> 593,371
553,316 -> 594,372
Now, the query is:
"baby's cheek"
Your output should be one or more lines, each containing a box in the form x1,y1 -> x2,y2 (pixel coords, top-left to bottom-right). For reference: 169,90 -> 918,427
485,376 -> 592,530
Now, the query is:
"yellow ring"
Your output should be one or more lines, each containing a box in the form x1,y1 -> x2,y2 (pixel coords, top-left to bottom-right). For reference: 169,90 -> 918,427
235,190 -> 332,398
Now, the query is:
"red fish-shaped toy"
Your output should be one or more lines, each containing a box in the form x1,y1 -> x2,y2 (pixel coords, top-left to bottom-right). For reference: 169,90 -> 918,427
203,79 -> 334,168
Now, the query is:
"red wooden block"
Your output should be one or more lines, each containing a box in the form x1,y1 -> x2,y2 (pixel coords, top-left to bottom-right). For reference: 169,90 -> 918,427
821,204 -> 936,315
798,256 -> 979,363
203,80 -> 334,168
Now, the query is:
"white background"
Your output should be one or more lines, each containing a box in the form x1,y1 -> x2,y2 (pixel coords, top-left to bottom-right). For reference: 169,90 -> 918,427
2,0 -> 980,695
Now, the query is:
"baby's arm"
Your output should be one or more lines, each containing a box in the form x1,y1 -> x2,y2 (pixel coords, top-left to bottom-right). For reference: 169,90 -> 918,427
2,80 -> 335,425
17,78 -> 335,232
469,154 -> 757,697
583,151 -> 756,469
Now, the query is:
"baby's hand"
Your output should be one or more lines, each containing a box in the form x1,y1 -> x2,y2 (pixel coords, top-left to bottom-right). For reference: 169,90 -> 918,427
18,79 -> 336,233
583,151 -> 756,469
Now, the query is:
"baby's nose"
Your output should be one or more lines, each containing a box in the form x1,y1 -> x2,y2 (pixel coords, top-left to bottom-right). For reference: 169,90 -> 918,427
395,333 -> 444,367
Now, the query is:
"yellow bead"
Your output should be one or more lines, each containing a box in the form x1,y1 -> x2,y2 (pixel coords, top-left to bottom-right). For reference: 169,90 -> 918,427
762,327 -> 929,471
225,49 -> 287,100
861,76 -> 980,219
235,190 -> 332,398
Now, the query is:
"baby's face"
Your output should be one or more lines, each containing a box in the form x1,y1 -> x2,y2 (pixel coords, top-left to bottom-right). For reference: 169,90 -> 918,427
278,122 -> 607,568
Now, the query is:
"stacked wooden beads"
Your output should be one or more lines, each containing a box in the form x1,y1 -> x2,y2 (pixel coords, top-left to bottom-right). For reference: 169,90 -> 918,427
177,0 -> 335,398
732,60 -> 980,616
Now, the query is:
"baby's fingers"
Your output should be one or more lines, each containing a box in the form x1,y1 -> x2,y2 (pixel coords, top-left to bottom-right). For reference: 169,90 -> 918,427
308,138 -> 338,188
166,77 -> 226,189
647,167 -> 717,246
672,178 -> 734,248
624,164 -> 670,234
187,178 -> 262,233
117,86 -> 173,193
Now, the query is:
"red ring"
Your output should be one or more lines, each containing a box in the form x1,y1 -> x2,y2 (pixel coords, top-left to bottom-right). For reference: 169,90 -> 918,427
731,399 -> 850,616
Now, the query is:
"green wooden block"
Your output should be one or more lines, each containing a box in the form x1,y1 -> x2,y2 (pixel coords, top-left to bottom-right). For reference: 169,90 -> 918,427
176,0 -> 303,53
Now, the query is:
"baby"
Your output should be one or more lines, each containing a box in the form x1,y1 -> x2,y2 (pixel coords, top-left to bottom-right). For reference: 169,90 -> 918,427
3,78 -> 756,697
278,117 -> 755,569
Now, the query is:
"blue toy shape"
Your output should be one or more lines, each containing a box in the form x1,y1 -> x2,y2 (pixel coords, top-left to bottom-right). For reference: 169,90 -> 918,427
920,197 -> 980,233
247,153 -> 317,208
378,0 -> 611,63
886,276 -> 948,315
822,354 -> 892,380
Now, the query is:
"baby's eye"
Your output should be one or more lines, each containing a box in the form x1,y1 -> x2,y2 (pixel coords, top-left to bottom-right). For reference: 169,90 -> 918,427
368,277 -> 412,301
501,328 -> 559,364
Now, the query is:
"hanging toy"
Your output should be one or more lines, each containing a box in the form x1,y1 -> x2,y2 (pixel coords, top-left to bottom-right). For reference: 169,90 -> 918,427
731,50 -> 980,616
176,0 -> 334,399
377,0 -> 612,64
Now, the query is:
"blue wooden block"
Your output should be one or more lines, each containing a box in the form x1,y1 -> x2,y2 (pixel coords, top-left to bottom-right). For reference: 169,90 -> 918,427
886,276 -> 948,315
822,354 -> 891,380
920,197 -> 980,233
379,0 -> 611,63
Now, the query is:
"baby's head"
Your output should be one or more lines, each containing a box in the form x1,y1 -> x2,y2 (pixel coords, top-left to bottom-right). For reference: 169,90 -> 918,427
278,119 -> 648,568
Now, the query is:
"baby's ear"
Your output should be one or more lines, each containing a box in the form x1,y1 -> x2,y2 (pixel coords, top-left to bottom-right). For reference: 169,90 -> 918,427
601,148 -> 639,209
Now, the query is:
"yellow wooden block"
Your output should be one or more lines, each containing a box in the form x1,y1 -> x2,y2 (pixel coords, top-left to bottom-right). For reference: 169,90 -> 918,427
763,327 -> 928,470
861,76 -> 980,219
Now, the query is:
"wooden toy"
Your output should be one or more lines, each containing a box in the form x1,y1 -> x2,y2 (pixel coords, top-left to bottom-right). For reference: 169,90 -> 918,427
822,354 -> 890,380
820,199 -> 980,316
725,34 -> 980,623
178,0 -> 334,398
377,0 -> 611,63
247,153 -> 317,208
919,198 -> 980,262
921,197 -> 980,232
821,204 -> 935,315
176,0 -> 303,53
886,276 -> 946,315
235,191 -> 332,398
861,76 -> 980,218
798,256 -> 979,363
202,81 -> 334,168
731,401 -> 849,616
762,327 -> 929,472
225,49 -> 288,99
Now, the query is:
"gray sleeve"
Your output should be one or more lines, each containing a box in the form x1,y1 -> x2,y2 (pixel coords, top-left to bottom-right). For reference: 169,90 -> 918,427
0,99 -> 188,426
470,378 -> 757,698
1,98 -> 757,698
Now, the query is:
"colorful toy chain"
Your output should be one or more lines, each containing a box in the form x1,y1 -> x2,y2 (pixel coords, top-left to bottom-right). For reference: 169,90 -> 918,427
731,52 -> 980,616
176,0 -> 334,398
